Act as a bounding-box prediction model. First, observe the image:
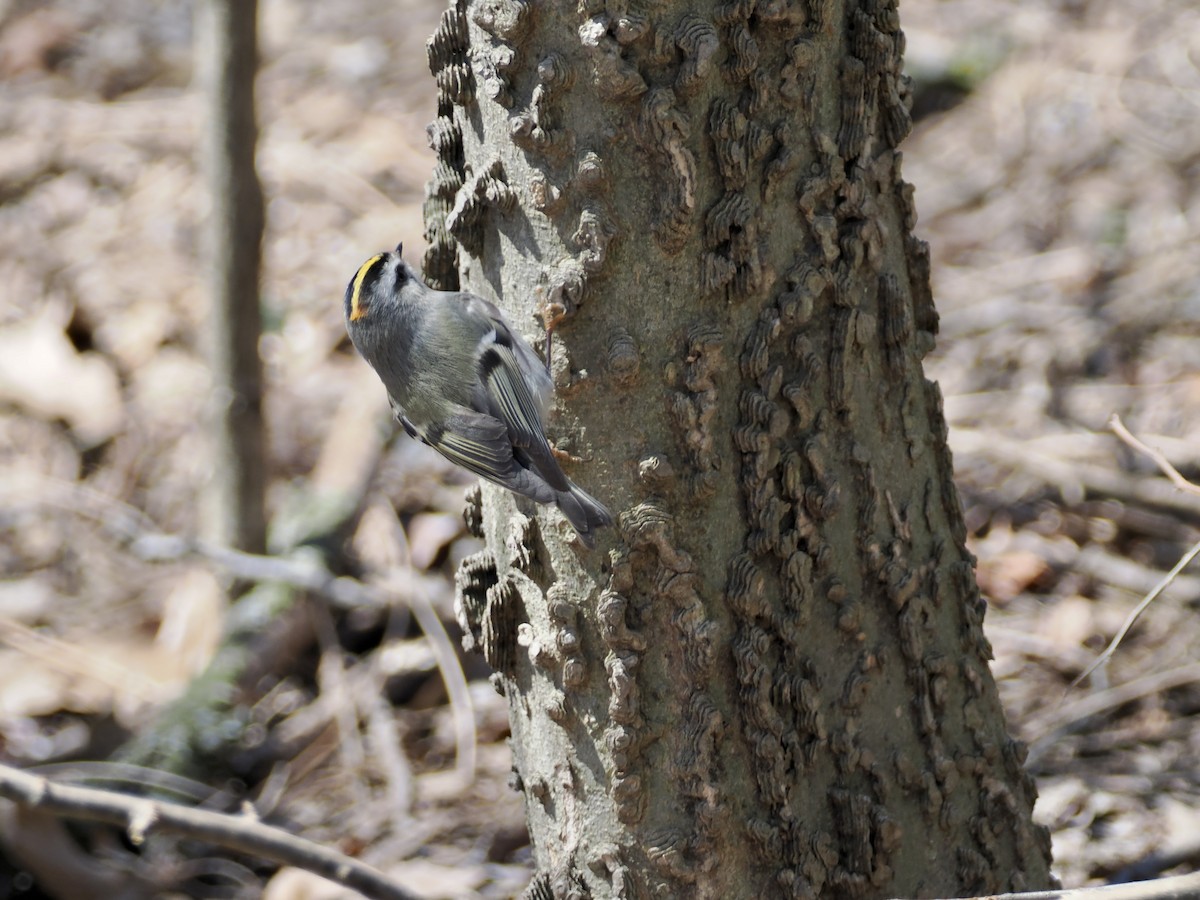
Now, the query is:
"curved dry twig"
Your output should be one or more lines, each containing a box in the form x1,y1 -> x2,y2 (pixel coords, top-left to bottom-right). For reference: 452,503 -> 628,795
404,581 -> 477,786
0,763 -> 421,900
1069,537 -> 1200,690
1110,414 -> 1200,498
1066,417 -> 1200,689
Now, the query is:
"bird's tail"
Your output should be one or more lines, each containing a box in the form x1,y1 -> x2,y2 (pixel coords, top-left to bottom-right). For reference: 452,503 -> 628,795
556,482 -> 614,548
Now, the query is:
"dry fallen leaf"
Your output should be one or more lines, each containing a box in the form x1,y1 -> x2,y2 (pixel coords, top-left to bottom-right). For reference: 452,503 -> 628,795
976,548 -> 1049,604
0,10 -> 80,78
154,566 -> 225,679
0,312 -> 122,447
406,512 -> 463,570
262,867 -> 367,900
1041,595 -> 1098,656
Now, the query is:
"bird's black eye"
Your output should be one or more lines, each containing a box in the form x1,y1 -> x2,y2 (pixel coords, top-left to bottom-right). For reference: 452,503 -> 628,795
346,254 -> 388,321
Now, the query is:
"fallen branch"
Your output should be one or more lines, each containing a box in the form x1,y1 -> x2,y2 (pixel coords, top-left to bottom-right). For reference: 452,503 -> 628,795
0,763 -> 420,900
937,871 -> 1200,900
950,429 -> 1200,518
8,475 -> 449,612
931,873 -> 1200,900
1112,838 -> 1200,884
4,475 -> 477,786
1027,660 -> 1200,767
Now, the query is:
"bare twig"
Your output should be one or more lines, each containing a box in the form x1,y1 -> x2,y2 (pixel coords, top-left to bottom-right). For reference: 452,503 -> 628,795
133,530 -> 453,614
133,533 -> 390,610
310,600 -> 372,812
367,695 -> 415,820
1069,538 -> 1200,690
0,763 -> 421,900
1065,418 -> 1200,689
33,761 -> 228,808
358,498 -> 477,787
1110,413 -> 1200,498
950,428 -> 1200,518
1,474 -> 446,612
404,582 -> 477,786
1029,660 -> 1200,766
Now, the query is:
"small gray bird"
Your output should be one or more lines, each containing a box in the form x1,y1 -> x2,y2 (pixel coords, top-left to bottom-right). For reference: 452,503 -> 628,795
344,244 -> 613,546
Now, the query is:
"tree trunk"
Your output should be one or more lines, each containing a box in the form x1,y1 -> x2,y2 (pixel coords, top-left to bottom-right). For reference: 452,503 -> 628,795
427,0 -> 1054,895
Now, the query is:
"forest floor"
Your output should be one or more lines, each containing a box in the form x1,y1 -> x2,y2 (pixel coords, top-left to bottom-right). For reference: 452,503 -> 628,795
1,0 -> 1199,896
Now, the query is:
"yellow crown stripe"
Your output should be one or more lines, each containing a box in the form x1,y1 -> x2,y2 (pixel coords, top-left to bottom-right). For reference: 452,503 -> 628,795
349,254 -> 385,321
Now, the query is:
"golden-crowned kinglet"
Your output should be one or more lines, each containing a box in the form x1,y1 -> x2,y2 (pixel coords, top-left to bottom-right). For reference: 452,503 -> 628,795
344,244 -> 613,547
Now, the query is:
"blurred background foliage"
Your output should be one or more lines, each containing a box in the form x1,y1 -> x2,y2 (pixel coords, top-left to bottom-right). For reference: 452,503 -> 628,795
0,0 -> 1199,895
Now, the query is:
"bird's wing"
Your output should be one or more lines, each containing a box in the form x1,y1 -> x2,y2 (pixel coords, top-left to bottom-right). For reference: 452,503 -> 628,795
398,415 -> 422,442
461,295 -> 552,414
478,340 -> 570,492
417,409 -> 557,504
388,395 -> 422,441
425,413 -> 511,475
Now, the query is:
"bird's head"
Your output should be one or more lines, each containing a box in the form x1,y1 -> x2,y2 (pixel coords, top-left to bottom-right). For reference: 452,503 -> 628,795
344,242 -> 417,325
